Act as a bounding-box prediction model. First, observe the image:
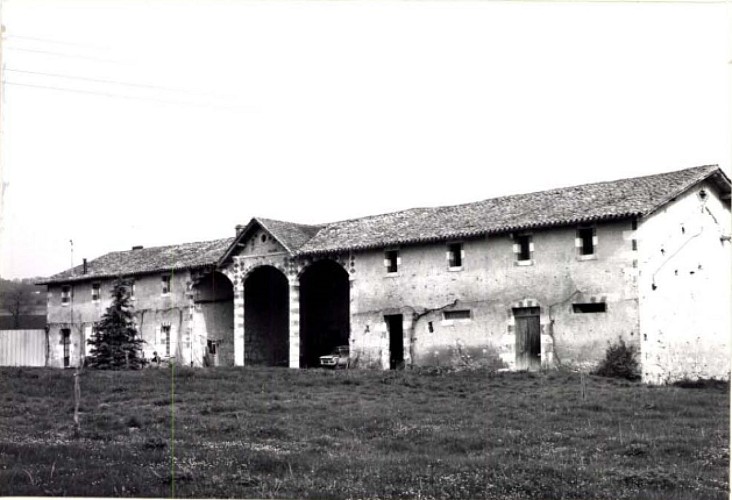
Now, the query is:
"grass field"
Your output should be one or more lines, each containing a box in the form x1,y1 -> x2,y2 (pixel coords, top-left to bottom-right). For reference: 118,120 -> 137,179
0,366 -> 728,499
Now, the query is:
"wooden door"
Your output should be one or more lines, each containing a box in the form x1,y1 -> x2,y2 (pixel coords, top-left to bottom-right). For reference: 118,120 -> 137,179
514,307 -> 540,370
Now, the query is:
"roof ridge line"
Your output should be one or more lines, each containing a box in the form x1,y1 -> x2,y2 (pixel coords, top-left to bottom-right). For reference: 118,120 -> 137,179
105,236 -> 235,255
311,165 -> 721,228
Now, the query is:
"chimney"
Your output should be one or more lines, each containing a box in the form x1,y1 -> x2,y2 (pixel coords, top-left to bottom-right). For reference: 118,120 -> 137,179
235,224 -> 245,236
132,245 -> 143,250
82,258 -> 87,274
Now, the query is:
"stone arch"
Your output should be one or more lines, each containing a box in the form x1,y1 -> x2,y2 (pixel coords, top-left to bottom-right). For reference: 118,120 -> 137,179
244,265 -> 290,366
192,271 -> 234,366
295,254 -> 350,281
298,259 -> 350,367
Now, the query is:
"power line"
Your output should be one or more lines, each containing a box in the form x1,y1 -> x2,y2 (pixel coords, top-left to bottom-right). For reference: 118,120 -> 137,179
4,46 -> 123,64
6,68 -> 200,94
4,81 -> 251,111
5,34 -> 109,51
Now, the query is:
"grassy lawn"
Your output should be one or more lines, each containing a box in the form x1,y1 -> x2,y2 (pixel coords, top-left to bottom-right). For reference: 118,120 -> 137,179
0,367 -> 728,499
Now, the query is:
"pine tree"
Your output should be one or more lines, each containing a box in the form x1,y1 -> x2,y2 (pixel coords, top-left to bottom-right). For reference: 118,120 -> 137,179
87,278 -> 144,369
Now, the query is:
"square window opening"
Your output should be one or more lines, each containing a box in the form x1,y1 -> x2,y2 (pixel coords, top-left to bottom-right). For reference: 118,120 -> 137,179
579,228 -> 595,256
516,235 -> 531,261
573,303 -> 607,313
448,243 -> 463,268
385,250 -> 399,273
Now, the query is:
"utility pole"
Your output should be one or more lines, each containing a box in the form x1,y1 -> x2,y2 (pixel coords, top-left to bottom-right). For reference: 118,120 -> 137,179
0,0 -> 6,254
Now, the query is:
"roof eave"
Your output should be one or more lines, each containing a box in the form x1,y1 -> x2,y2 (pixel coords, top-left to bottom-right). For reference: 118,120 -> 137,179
36,261 -> 217,286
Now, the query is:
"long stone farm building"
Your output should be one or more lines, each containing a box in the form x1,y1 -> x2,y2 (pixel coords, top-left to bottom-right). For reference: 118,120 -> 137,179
37,165 -> 731,383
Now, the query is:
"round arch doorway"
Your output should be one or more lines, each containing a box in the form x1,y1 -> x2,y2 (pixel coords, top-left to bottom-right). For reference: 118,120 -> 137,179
244,266 -> 290,366
299,260 -> 350,368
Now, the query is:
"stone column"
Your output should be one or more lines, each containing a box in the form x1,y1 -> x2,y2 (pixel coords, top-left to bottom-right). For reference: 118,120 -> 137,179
402,315 -> 413,367
233,283 -> 245,366
288,276 -> 300,368
185,274 -> 195,366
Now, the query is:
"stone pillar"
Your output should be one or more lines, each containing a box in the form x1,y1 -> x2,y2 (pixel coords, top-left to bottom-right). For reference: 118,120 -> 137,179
234,284 -> 245,366
288,276 -> 300,368
402,315 -> 413,367
185,275 -> 195,366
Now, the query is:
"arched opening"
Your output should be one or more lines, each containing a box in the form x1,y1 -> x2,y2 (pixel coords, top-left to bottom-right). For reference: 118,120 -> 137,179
193,271 -> 234,366
299,260 -> 350,368
244,266 -> 289,366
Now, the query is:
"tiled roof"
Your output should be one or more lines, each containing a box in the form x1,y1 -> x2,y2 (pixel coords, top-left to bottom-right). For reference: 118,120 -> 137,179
37,237 -> 234,285
37,165 -> 729,284
296,164 -> 729,255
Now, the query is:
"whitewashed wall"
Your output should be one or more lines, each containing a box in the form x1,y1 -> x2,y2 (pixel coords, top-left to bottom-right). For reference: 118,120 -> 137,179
637,180 -> 731,383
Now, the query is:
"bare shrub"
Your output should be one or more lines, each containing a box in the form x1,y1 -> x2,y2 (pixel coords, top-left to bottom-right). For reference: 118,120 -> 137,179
592,339 -> 640,380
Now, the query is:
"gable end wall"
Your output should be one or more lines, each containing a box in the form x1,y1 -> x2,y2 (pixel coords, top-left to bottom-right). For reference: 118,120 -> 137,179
637,180 -> 731,383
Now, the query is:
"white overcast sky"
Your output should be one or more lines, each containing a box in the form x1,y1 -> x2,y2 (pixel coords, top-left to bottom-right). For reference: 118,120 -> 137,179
0,0 -> 729,280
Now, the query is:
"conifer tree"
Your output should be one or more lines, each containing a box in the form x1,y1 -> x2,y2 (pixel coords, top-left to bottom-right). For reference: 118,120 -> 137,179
87,278 -> 144,369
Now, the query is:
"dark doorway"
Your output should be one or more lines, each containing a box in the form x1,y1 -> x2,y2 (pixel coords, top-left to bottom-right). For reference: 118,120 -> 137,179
386,314 -> 404,370
244,266 -> 289,366
514,307 -> 540,370
194,271 -> 234,366
299,260 -> 350,368
61,328 -> 71,368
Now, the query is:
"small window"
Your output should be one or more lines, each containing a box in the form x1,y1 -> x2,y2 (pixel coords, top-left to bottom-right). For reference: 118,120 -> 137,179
161,275 -> 171,295
516,235 -> 532,261
385,250 -> 399,274
427,321 -> 434,333
447,243 -> 463,268
578,227 -> 595,256
61,285 -> 71,305
130,281 -> 136,300
443,309 -> 471,321
573,303 -> 607,313
91,283 -> 101,302
161,325 -> 171,357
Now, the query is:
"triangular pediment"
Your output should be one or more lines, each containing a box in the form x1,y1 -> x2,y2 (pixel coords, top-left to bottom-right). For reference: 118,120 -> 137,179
218,217 -> 323,265
227,220 -> 288,261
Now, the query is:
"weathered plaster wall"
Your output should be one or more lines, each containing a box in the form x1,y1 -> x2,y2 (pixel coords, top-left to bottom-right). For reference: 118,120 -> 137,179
238,228 -> 287,256
46,270 -> 194,367
637,181 -> 731,383
348,220 -> 639,370
191,272 -> 234,366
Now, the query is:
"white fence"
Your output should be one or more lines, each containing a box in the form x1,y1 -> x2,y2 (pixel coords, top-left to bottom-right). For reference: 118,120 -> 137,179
0,329 -> 46,366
